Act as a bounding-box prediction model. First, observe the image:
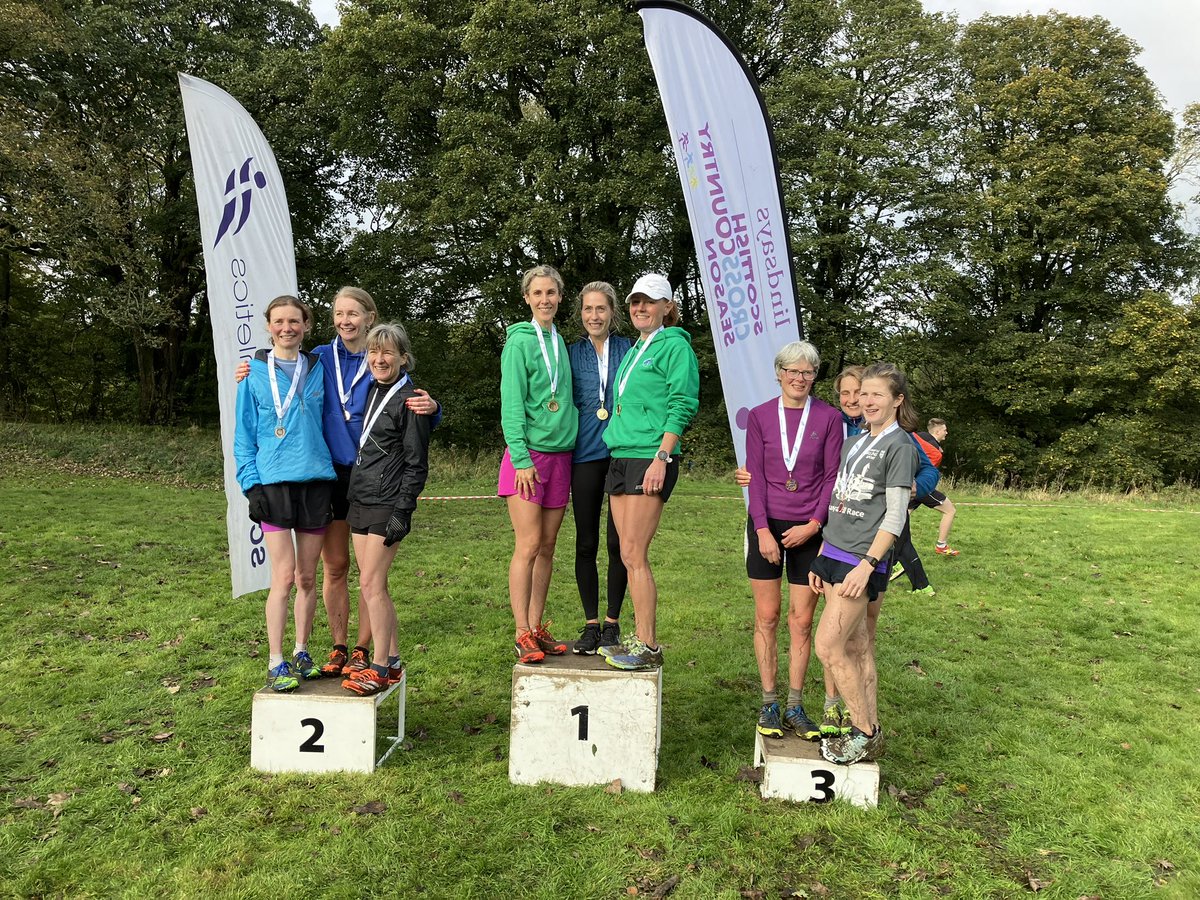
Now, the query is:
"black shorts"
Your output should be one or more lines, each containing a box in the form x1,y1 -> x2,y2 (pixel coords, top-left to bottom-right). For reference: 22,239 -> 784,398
260,480 -> 334,531
331,464 -> 353,520
347,502 -> 390,537
605,456 -> 680,502
916,489 -> 948,510
810,554 -> 889,603
745,517 -> 821,584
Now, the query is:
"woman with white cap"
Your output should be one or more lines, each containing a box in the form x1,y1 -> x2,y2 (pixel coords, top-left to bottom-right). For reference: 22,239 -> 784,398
600,274 -> 699,671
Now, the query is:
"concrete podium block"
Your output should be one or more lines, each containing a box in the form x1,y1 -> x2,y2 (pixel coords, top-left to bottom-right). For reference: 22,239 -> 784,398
509,648 -> 662,792
753,731 -> 879,808
250,672 -> 406,774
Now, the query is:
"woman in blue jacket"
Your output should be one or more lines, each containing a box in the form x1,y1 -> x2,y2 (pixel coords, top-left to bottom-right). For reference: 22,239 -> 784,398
567,282 -> 633,654
234,295 -> 336,692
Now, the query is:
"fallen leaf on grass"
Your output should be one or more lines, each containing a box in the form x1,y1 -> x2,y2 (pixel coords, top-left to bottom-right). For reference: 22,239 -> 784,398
809,882 -> 830,897
117,783 -> 137,795
190,676 -> 216,690
736,765 -> 763,784
605,779 -> 623,794
482,713 -> 498,725
447,791 -> 465,805
159,634 -> 184,648
635,846 -> 662,861
931,773 -> 946,787
463,724 -> 481,735
738,890 -> 765,900
415,644 -> 428,653
905,659 -> 926,677
13,797 -> 45,810
699,755 -> 716,770
1154,859 -> 1175,874
652,874 -> 679,897
1026,873 -> 1051,891
165,684 -> 181,695
352,800 -> 387,816
1120,742 -> 1131,750
190,807 -> 207,819
586,824 -> 601,833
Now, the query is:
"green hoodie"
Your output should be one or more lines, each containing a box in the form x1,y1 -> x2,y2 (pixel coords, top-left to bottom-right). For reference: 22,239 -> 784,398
603,326 -> 700,458
500,321 -> 578,469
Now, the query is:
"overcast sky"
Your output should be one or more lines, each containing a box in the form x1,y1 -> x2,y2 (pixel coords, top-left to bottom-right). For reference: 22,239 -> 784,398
307,1 -> 1198,114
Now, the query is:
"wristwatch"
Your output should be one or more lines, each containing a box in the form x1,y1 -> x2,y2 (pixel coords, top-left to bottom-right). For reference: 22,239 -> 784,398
655,450 -> 672,462
861,554 -> 879,568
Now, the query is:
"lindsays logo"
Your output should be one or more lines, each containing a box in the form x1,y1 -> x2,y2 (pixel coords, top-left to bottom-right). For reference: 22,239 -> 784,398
214,157 -> 268,247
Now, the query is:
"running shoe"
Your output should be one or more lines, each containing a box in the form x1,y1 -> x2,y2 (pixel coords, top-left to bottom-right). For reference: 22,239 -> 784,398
605,637 -> 663,671
267,661 -> 299,693
756,702 -> 784,738
386,662 -> 405,684
889,562 -> 906,583
863,724 -> 885,761
573,622 -> 602,655
911,585 -> 936,597
821,726 -> 873,764
320,647 -> 348,677
292,650 -> 321,680
344,646 -> 370,674
532,623 -> 567,655
599,620 -> 621,651
342,668 -> 388,696
514,630 -> 545,664
820,702 -> 848,737
783,704 -> 820,740
934,544 -> 960,556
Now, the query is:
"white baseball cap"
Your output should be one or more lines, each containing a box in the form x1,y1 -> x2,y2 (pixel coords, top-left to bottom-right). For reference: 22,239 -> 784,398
626,273 -> 673,303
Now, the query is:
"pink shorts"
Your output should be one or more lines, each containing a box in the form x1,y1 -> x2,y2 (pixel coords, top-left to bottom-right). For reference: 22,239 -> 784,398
498,447 -> 572,508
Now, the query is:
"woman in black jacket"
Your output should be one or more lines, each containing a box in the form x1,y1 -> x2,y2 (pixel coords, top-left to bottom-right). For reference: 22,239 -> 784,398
341,323 -> 432,695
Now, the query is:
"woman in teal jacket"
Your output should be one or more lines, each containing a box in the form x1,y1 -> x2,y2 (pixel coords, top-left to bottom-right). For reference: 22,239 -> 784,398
498,265 -> 579,665
234,295 -> 335,692
600,274 -> 699,671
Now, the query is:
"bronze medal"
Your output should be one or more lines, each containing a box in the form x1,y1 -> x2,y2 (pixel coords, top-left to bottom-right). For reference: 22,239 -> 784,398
785,478 -> 798,492
547,399 -> 560,412
275,425 -> 286,438
596,408 -> 609,421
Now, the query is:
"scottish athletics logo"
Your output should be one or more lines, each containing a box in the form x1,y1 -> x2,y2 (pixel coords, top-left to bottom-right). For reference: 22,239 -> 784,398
213,157 -> 268,247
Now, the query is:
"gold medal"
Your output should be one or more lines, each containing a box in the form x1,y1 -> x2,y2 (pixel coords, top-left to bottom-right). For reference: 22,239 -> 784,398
343,408 -> 351,422
547,399 -> 559,412
275,425 -> 286,438
785,478 -> 798,492
596,408 -> 609,421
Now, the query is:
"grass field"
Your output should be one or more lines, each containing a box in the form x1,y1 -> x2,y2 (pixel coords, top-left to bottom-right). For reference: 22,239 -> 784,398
1,424 -> 1198,898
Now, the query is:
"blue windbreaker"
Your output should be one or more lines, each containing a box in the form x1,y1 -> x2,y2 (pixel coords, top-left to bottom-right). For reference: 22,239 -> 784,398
568,334 -> 633,463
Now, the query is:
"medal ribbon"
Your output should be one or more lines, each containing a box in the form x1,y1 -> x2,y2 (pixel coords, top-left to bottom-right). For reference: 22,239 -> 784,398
778,396 -> 812,480
358,374 -> 411,452
332,336 -> 369,418
616,326 -> 663,406
268,350 -> 306,428
596,336 -> 610,409
834,421 -> 900,497
533,321 -> 560,399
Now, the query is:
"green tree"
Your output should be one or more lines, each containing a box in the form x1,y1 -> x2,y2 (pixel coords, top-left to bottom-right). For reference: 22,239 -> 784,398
767,0 -> 958,372
0,0 -> 334,423
918,13 -> 1195,484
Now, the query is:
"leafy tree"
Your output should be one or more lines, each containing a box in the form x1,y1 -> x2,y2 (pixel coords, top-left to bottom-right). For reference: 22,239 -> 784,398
916,13 -> 1195,483
0,0 -> 334,423
767,0 -> 958,373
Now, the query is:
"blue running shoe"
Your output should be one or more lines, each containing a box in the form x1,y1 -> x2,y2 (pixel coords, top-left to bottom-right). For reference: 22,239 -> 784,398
783,704 -> 820,740
757,702 -> 783,738
267,660 -> 299,693
605,637 -> 663,670
292,650 -> 320,680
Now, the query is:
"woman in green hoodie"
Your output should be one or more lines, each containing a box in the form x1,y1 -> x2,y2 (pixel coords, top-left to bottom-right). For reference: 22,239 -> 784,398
499,265 -> 580,664
600,273 -> 700,671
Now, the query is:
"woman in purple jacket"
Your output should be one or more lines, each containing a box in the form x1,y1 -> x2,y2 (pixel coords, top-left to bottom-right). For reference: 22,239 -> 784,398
744,341 -> 844,740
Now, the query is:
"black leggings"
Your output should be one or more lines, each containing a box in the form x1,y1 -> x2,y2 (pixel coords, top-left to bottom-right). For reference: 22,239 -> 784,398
892,513 -> 930,590
571,458 -> 627,621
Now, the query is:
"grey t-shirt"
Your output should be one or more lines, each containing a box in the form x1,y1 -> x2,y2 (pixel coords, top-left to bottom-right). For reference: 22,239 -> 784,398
823,425 -> 918,555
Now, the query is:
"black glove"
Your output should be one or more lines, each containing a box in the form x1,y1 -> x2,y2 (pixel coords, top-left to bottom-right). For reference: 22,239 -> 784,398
246,485 -> 270,523
384,508 -> 412,547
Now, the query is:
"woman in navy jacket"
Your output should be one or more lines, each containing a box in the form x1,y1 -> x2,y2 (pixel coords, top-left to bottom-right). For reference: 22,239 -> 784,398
567,282 -> 633,654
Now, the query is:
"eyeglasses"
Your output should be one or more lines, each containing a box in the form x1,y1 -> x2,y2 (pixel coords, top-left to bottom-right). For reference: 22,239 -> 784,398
781,368 -> 817,381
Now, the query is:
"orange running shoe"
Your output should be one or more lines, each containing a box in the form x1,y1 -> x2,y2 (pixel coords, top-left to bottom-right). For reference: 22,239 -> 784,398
514,630 -> 545,664
342,668 -> 388,696
532,623 -> 567,655
343,646 -> 370,675
320,647 -> 348,677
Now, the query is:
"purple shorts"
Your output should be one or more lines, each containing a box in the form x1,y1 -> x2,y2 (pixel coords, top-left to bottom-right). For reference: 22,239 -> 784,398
498,447 -> 572,508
